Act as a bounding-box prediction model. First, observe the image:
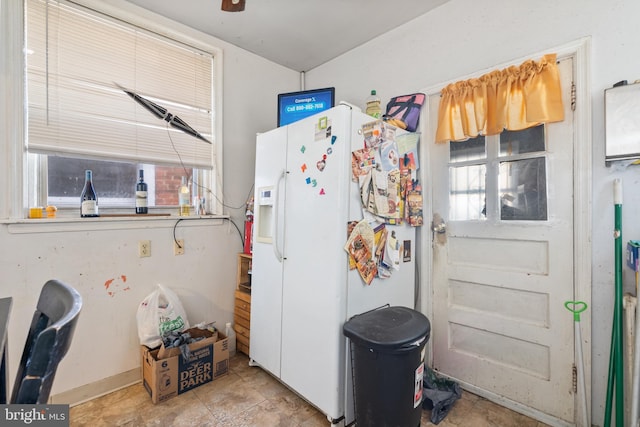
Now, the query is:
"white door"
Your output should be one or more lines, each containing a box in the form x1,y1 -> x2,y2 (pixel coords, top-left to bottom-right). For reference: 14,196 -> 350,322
279,107 -> 352,420
250,126 -> 287,378
430,58 -> 575,423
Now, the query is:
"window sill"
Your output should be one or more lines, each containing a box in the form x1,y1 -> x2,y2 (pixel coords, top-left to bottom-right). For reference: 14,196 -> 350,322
2,214 -> 229,234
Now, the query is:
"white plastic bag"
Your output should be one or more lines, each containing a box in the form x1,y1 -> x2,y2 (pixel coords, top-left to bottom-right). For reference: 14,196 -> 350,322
137,284 -> 190,348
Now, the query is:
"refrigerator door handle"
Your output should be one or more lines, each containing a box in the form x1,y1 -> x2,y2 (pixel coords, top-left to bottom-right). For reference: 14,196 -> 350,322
273,169 -> 285,262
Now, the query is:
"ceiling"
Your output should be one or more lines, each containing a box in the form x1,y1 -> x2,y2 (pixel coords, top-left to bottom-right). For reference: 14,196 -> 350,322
124,0 -> 448,72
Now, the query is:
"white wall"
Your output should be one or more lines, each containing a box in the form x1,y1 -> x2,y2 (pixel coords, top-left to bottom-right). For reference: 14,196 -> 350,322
306,0 -> 640,424
0,0 -> 299,401
221,43 -> 301,229
1,220 -> 238,398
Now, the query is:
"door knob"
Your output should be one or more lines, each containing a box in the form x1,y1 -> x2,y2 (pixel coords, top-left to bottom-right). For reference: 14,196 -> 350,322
431,213 -> 447,245
431,214 -> 446,234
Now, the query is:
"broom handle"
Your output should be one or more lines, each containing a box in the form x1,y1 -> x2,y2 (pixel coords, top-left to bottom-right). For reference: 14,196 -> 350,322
565,301 -> 589,426
605,179 -> 624,427
614,179 -> 624,427
604,322 -> 617,427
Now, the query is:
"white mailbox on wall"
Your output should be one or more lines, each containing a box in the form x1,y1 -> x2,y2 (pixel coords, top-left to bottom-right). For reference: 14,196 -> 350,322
606,81 -> 640,164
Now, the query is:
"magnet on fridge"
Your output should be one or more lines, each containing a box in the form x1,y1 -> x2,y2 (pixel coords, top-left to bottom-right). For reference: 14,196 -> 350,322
306,177 -> 311,184
317,159 -> 326,172
318,117 -> 328,129
301,163 -> 308,173
319,188 -> 326,195
327,147 -> 333,155
403,240 -> 412,262
331,135 -> 337,145
312,179 -> 317,187
301,145 -> 306,153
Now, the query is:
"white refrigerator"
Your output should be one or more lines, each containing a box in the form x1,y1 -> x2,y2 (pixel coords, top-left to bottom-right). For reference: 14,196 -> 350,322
250,104 -> 416,425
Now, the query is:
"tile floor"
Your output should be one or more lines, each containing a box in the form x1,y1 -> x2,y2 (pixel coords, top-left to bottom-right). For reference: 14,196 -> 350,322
69,353 -> 549,426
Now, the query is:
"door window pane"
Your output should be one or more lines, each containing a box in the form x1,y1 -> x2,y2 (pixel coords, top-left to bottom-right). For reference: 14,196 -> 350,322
450,135 -> 486,163
499,125 -> 545,156
499,157 -> 547,220
449,164 -> 486,220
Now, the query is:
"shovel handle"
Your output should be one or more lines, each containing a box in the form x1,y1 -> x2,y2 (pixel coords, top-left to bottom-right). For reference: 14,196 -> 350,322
564,300 -> 588,321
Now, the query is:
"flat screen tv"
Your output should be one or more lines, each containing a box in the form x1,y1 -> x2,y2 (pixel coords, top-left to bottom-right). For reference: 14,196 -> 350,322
278,87 -> 335,127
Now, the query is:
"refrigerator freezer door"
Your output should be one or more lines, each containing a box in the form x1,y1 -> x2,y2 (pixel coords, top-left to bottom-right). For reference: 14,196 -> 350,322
250,126 -> 288,378
343,110 -> 418,425
346,110 -> 416,318
278,107 -> 352,420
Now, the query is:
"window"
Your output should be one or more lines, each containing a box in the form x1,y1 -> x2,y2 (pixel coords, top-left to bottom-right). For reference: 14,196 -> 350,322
448,125 -> 548,221
498,126 -> 548,221
25,0 -> 220,214
449,135 -> 486,221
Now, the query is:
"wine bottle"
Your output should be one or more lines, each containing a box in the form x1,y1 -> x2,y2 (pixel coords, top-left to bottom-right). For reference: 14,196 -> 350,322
178,176 -> 190,216
136,169 -> 148,214
80,169 -> 99,217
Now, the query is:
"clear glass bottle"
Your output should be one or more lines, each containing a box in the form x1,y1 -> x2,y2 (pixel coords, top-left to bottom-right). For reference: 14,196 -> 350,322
365,89 -> 382,119
135,169 -> 148,214
178,176 -> 190,216
225,322 -> 236,357
80,169 -> 99,217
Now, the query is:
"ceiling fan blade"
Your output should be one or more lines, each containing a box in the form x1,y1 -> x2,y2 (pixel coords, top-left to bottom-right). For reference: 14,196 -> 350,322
221,0 -> 245,12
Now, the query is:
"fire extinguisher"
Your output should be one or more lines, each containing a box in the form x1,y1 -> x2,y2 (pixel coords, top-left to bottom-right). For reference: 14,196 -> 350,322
244,196 -> 254,254
243,220 -> 253,254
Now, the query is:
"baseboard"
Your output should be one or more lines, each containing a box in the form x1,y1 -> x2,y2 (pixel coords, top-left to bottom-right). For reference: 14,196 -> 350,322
50,368 -> 141,407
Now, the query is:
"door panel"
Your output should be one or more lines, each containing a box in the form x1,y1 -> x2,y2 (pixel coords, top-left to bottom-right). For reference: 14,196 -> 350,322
430,58 -> 575,422
250,126 -> 287,378
279,109 -> 350,418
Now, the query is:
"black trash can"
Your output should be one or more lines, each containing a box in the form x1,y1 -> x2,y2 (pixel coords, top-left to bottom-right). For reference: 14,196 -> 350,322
343,306 -> 430,427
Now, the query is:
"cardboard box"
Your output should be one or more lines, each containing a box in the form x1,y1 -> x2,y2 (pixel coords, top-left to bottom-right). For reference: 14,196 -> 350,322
141,329 -> 229,404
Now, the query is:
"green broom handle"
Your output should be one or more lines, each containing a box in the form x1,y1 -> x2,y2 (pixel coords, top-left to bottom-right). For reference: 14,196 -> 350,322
604,178 -> 623,427
614,184 -> 624,427
613,204 -> 624,427
604,311 -> 616,427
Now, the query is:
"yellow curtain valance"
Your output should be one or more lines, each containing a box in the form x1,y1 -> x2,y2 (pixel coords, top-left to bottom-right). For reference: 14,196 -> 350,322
435,53 -> 564,143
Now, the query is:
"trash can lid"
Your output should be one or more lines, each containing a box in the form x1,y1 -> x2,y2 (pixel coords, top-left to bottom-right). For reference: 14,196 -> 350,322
343,306 -> 430,350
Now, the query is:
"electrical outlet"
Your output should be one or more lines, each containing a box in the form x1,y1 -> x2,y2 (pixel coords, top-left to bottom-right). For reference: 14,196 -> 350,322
174,239 -> 185,255
138,240 -> 151,257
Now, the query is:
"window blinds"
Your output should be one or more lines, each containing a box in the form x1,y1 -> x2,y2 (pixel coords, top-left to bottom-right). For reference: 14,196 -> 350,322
26,0 -> 215,169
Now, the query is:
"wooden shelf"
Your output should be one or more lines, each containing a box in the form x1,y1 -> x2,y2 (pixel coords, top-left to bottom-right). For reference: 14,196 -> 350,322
234,253 -> 252,356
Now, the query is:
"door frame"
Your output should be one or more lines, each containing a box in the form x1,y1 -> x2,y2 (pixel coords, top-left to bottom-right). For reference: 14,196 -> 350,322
417,37 -> 592,426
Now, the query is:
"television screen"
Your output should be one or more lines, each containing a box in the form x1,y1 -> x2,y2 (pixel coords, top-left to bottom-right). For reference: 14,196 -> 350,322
278,87 -> 335,127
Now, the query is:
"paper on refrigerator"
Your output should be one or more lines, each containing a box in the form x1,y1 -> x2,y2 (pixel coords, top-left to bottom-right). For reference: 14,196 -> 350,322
344,219 -> 377,285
